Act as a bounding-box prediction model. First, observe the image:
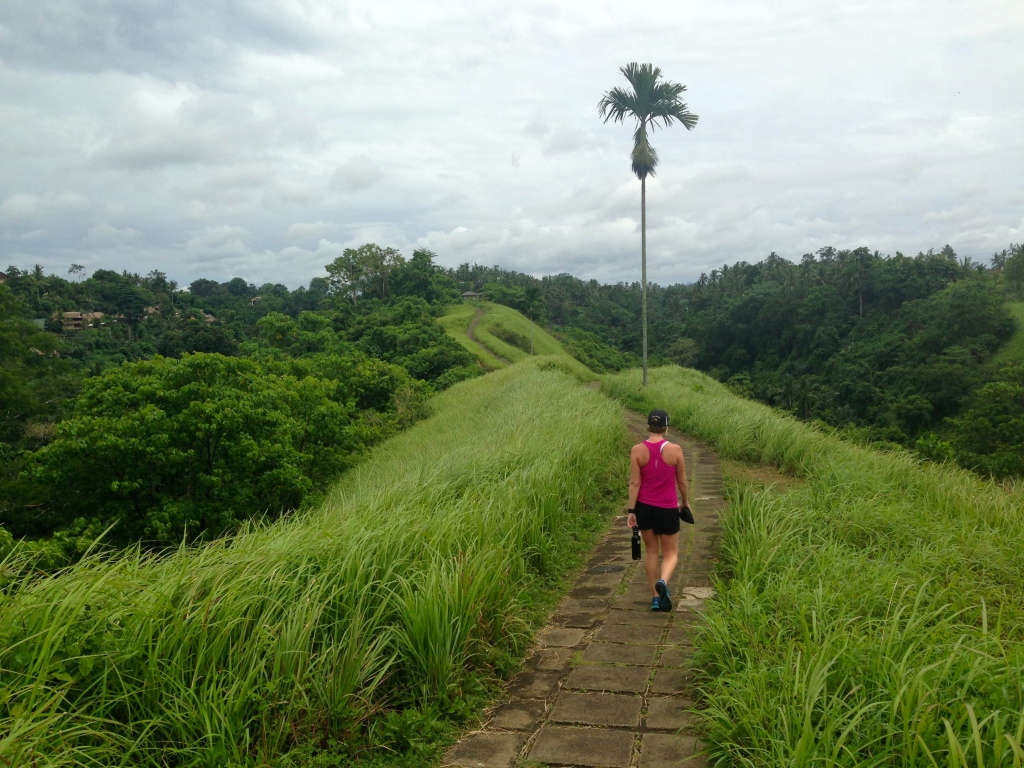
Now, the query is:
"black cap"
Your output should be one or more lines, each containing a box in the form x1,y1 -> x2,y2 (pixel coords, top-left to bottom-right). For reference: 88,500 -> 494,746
647,409 -> 669,428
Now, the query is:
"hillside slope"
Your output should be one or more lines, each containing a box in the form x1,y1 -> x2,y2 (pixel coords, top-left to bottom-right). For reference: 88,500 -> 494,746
989,299 -> 1024,368
440,301 -> 576,369
0,358 -> 624,768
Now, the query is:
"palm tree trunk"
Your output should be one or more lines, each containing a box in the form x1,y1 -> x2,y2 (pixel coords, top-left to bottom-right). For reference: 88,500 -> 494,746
641,175 -> 648,387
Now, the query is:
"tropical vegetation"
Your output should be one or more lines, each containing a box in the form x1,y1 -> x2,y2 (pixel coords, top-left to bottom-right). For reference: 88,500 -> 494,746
0,249 -> 477,561
452,243 -> 1024,481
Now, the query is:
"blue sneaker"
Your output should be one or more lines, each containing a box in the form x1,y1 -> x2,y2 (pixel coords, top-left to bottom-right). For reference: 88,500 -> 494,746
656,580 -> 672,612
650,596 -> 661,611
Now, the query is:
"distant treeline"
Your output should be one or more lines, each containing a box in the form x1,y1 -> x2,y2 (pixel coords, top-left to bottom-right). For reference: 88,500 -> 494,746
3,242 -> 1023,561
450,243 -> 1024,480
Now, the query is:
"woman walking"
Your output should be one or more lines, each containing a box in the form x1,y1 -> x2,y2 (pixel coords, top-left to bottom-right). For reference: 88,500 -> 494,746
627,409 -> 693,611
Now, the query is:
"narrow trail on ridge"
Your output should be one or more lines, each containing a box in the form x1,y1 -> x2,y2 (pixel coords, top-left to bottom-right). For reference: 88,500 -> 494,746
467,307 -> 511,366
445,404 -> 724,768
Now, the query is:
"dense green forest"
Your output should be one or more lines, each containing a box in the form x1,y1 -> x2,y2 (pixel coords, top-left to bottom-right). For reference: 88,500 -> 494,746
1,247 -> 477,560
3,241 -> 1023,562
454,243 -> 1024,480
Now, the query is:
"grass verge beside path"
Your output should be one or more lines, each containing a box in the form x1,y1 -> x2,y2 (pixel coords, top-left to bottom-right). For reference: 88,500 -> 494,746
1,358 -> 625,768
604,365 -> 1024,767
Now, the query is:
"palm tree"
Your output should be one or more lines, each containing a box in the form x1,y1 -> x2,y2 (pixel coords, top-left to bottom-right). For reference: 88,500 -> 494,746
599,63 -> 698,386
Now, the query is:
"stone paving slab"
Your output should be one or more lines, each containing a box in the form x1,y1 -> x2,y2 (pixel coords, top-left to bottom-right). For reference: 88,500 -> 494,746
582,642 -> 658,666
650,667 -> 695,694
537,627 -> 587,647
528,726 -> 634,767
557,598 -> 610,614
665,624 -> 699,644
593,622 -> 665,644
558,612 -> 603,628
507,670 -> 563,698
576,571 -> 624,588
549,692 -> 643,727
639,733 -> 706,768
587,563 -> 628,575
570,585 -> 617,600
489,698 -> 547,731
657,646 -> 695,668
445,731 -> 526,767
566,663 -> 650,693
605,609 -> 673,626
531,648 -> 573,672
645,696 -> 696,731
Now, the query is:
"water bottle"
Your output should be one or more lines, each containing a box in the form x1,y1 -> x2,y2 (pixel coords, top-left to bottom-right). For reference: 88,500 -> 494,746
631,527 -> 641,560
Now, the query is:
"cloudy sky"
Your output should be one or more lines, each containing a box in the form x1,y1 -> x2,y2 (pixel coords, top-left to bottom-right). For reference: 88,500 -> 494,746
1,0 -> 1022,288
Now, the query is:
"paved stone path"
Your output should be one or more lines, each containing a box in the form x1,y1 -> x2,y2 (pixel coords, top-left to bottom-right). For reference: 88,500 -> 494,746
444,411 -> 725,768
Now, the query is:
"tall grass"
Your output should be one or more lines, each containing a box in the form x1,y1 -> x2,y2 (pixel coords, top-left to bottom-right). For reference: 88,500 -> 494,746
605,366 -> 1024,767
437,303 -> 503,370
990,301 -> 1024,369
443,302 -> 569,365
1,359 -> 625,767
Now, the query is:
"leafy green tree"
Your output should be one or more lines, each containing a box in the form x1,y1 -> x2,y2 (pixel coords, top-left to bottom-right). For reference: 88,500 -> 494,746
346,297 -> 476,384
362,244 -> 405,300
665,337 -> 699,368
25,354 -> 365,546
326,247 -> 368,306
1005,243 -> 1024,295
391,249 -> 461,305
599,62 -> 698,386
949,365 -> 1024,479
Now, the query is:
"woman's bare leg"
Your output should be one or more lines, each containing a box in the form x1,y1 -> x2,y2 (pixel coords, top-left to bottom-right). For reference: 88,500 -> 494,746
659,532 -> 679,584
641,528 -> 660,595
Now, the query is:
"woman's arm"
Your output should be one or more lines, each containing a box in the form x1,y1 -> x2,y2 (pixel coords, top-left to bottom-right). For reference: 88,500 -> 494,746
627,446 -> 642,527
674,445 -> 689,508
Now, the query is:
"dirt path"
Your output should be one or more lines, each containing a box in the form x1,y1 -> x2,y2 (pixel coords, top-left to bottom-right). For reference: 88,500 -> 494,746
467,307 -> 511,366
445,409 -> 725,768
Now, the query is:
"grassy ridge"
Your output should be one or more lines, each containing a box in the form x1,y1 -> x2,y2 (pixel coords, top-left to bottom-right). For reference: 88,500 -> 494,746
441,301 -> 571,367
1,359 -> 625,767
604,366 -> 1024,767
436,303 -> 504,371
990,301 -> 1024,369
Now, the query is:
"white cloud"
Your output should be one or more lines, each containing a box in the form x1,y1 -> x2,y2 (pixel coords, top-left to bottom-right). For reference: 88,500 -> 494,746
85,222 -> 141,245
542,128 -> 598,156
0,0 -> 1021,286
2,228 -> 48,242
285,221 -> 334,242
332,156 -> 383,192
0,192 -> 90,222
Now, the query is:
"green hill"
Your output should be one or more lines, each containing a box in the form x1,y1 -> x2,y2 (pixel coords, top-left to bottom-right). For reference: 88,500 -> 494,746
989,300 -> 1024,368
440,300 -> 574,368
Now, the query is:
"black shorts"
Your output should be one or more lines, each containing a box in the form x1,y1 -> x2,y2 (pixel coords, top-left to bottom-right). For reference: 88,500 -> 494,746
634,500 -> 680,536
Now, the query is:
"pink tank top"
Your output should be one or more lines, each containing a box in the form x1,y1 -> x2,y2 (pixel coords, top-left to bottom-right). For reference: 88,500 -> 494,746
637,439 -> 678,508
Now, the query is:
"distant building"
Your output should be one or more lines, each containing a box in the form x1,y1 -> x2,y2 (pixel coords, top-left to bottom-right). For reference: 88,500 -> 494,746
249,296 -> 262,307
462,291 -> 481,301
203,313 -> 216,326
0,271 -> 7,284
59,311 -> 108,332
